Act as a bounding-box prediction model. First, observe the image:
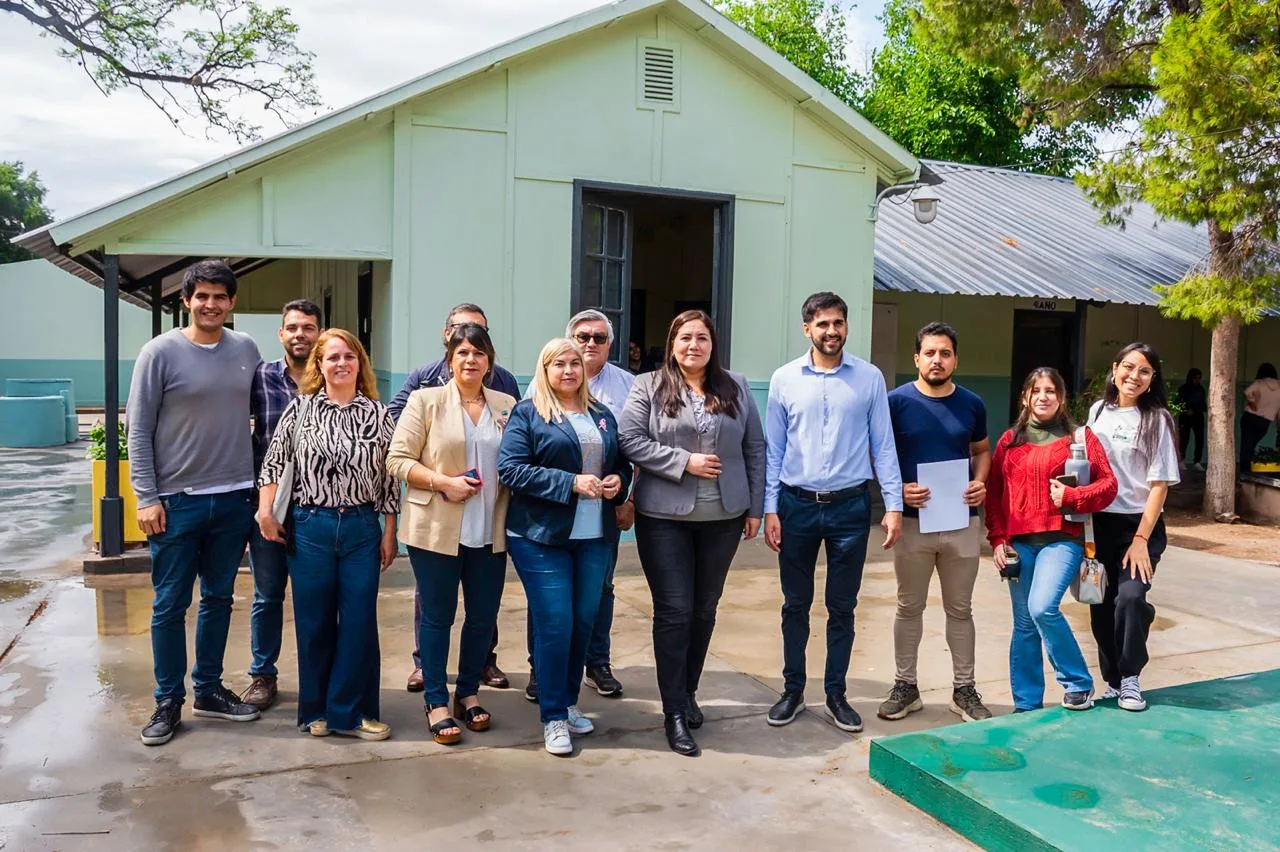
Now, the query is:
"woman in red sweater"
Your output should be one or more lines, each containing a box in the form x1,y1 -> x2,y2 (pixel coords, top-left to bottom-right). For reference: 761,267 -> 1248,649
985,368 -> 1117,712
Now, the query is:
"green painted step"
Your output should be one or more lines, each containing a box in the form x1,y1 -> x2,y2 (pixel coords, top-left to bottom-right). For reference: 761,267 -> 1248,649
870,670 -> 1280,852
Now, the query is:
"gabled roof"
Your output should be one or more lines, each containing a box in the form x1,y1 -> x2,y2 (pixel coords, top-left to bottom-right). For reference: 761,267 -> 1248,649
874,160 -> 1210,305
16,0 -> 917,262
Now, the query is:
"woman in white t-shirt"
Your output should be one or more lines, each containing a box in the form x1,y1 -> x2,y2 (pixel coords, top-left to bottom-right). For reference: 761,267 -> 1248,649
1087,343 -> 1181,713
1241,362 -> 1280,469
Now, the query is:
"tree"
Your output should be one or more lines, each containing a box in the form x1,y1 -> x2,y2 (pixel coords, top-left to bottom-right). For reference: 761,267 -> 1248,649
923,0 -> 1280,516
2,0 -> 320,142
0,162 -> 53,264
860,0 -> 1093,174
712,0 -> 862,105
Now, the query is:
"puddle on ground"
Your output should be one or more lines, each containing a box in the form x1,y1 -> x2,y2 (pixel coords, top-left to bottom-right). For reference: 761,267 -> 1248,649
0,577 -> 38,603
0,443 -> 94,576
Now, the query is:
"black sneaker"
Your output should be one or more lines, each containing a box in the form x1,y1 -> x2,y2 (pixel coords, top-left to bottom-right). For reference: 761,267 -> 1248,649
524,671 -> 538,703
950,685 -> 993,722
140,698 -> 182,746
585,664 -> 623,697
767,691 -> 805,726
1062,690 -> 1095,711
193,685 -> 262,722
825,694 -> 864,733
878,680 -> 923,720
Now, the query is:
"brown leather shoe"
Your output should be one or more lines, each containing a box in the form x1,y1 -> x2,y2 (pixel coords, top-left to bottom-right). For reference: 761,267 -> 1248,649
482,661 -> 510,689
406,667 -> 424,693
242,675 -> 277,710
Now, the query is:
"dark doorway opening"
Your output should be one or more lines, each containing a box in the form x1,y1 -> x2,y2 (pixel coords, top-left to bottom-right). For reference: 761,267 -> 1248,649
572,181 -> 734,368
357,262 -> 373,353
1009,310 -> 1080,415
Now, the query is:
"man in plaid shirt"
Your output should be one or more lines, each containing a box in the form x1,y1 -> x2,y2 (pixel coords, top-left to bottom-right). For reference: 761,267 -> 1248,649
244,299 -> 322,710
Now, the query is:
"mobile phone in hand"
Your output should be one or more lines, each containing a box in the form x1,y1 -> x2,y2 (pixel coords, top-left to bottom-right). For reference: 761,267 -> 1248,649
443,469 -> 482,501
1055,473 -> 1078,487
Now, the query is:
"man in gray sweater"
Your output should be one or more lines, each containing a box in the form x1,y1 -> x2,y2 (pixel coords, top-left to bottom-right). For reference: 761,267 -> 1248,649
128,259 -> 264,746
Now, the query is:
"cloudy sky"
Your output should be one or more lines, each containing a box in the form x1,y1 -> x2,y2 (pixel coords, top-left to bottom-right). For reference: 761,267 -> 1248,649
0,0 -> 887,221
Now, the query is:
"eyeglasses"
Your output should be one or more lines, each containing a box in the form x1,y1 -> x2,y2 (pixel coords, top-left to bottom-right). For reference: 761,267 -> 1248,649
574,332 -> 609,345
1118,361 -> 1154,380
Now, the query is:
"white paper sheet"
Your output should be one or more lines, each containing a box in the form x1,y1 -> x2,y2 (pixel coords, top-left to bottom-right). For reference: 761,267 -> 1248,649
915,458 -> 971,534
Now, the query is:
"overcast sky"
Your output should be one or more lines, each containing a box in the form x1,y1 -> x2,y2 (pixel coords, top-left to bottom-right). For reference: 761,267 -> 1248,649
0,0 -> 886,220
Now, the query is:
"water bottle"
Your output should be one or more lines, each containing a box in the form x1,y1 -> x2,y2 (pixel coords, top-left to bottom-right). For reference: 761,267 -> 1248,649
1063,443 -> 1091,522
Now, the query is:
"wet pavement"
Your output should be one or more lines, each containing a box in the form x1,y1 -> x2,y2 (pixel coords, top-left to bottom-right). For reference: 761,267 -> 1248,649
1,445 -> 1278,850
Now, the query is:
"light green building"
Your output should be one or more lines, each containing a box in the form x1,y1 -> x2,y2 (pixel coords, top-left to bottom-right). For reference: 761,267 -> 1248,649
14,0 -> 920,408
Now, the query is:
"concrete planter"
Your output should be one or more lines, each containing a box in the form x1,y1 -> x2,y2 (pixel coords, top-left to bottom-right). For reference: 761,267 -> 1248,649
91,460 -> 146,544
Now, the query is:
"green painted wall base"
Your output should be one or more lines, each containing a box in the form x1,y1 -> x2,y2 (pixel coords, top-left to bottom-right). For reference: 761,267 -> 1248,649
870,670 -> 1280,851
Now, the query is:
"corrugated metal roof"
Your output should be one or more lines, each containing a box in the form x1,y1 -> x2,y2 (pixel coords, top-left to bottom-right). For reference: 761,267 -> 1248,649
874,160 -> 1209,305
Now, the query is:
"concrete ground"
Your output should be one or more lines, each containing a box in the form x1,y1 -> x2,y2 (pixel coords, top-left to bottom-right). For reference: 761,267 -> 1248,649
2,445 -> 1279,850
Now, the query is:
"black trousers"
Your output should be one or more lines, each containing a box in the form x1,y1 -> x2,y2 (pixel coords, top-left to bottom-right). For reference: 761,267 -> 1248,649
1240,411 -> 1271,469
1178,413 -> 1204,465
1089,512 -> 1166,686
634,512 -> 745,713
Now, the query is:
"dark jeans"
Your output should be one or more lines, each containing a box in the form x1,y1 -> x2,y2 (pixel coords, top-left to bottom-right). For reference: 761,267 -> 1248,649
777,487 -> 871,697
413,588 -> 499,669
586,544 -> 621,668
507,535 -> 613,723
1178,413 -> 1204,465
148,489 -> 254,702
288,505 -> 382,730
1090,512 -> 1166,686
407,544 -> 507,706
247,524 -> 289,678
1240,411 -> 1271,469
635,513 -> 744,713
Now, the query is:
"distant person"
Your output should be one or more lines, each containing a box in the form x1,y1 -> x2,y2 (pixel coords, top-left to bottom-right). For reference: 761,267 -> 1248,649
1240,362 -> 1280,470
985,367 -> 1116,713
257,329 -> 400,741
880,322 -> 992,724
763,291 -> 902,734
618,309 -> 765,756
1087,343 -> 1180,713
1175,368 -> 1206,471
129,259 -> 263,746
388,303 -> 519,694
628,340 -> 646,374
498,338 -> 632,756
244,298 -> 322,711
386,323 -> 516,745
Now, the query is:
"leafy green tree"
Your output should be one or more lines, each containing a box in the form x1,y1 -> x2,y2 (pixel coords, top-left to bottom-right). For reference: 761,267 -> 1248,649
0,162 -> 53,264
923,0 -> 1280,516
2,0 -> 320,142
712,0 -> 862,105
860,0 -> 1093,174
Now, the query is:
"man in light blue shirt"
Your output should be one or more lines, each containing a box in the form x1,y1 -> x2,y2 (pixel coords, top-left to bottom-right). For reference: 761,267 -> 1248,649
762,291 -> 903,734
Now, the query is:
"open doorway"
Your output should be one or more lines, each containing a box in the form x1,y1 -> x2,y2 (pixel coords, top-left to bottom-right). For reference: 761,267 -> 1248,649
572,181 -> 733,369
1009,310 -> 1079,415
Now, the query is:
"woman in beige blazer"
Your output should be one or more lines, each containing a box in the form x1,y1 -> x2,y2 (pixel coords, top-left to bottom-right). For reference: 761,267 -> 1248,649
387,324 -> 515,745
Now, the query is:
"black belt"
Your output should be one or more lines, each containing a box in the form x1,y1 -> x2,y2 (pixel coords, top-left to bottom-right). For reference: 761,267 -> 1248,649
782,482 -> 868,504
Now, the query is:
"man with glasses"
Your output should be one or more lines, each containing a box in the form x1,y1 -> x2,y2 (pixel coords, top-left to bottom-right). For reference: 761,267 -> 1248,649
388,303 -> 520,693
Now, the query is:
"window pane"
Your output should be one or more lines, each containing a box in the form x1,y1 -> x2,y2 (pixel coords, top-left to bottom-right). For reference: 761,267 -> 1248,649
582,257 -> 603,306
606,209 -> 626,258
603,261 -> 623,308
584,205 -> 605,255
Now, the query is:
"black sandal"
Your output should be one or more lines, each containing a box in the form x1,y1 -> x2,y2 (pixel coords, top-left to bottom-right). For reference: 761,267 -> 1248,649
426,703 -> 462,744
453,698 -> 492,732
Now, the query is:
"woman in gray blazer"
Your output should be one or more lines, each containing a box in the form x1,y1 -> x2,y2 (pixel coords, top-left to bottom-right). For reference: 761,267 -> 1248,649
617,309 -> 766,757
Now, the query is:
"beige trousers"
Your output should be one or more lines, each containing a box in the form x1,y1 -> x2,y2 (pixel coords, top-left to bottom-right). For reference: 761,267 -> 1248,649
892,515 -> 981,688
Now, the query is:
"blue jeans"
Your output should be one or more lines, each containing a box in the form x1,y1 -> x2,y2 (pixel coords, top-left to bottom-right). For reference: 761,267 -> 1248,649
148,490 -> 254,702
586,544 -> 620,668
288,505 -> 383,730
247,524 -> 289,678
507,535 -> 613,723
1008,538 -> 1094,710
408,544 -> 507,706
777,487 -> 871,696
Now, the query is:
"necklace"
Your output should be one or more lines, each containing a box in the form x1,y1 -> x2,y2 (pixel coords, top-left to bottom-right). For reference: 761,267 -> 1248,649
462,394 -> 485,405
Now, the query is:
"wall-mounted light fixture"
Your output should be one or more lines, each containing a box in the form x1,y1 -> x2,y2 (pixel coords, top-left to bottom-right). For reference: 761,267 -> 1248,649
868,181 -> 941,224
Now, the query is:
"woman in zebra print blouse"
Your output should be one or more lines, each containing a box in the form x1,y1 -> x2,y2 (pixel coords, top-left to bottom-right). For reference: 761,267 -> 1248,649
258,328 -> 401,742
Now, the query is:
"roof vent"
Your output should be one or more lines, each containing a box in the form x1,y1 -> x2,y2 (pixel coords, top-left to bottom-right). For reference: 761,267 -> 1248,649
638,39 -> 681,111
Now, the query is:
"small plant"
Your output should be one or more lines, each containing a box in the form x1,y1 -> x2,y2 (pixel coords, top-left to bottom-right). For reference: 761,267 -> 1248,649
1251,447 -> 1280,465
86,420 -> 128,461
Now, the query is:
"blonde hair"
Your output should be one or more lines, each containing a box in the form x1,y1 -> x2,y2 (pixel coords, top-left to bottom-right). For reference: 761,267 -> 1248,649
529,337 -> 597,423
300,328 -> 380,399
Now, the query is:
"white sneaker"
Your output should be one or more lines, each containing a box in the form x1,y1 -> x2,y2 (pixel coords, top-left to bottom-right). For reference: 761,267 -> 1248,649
1118,676 -> 1147,712
544,719 -> 572,754
1099,686 -> 1120,701
566,705 -> 595,735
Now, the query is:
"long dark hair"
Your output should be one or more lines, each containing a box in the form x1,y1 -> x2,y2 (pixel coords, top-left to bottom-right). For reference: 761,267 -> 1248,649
1101,342 -> 1175,463
653,310 -> 741,419
1008,367 -> 1074,448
